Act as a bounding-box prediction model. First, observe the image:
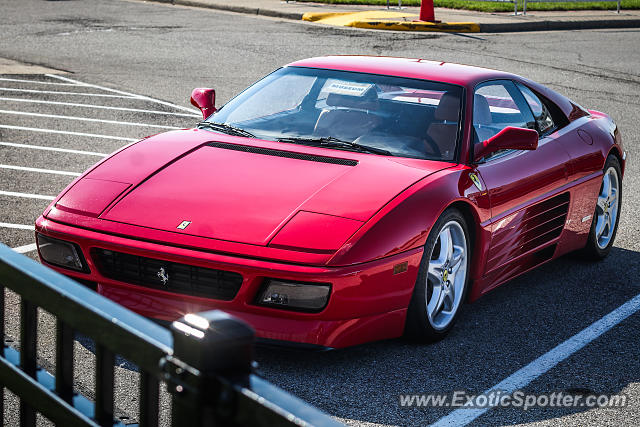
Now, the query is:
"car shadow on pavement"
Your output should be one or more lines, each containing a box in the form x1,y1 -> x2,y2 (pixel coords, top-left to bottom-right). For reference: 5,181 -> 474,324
254,247 -> 640,426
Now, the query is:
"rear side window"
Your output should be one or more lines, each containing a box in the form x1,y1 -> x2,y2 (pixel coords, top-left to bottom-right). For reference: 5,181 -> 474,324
516,82 -> 555,136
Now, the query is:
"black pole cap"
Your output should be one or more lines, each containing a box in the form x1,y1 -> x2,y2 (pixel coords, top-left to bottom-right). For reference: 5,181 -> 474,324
171,310 -> 255,375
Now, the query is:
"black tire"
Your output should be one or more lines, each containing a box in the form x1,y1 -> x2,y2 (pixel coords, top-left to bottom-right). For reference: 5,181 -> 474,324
405,208 -> 471,342
581,155 -> 622,261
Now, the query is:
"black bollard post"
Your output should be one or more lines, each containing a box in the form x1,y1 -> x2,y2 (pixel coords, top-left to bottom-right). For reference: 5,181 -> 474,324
166,310 -> 255,427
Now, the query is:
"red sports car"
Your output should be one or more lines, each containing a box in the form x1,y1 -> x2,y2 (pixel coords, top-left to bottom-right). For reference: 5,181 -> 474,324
35,56 -> 625,349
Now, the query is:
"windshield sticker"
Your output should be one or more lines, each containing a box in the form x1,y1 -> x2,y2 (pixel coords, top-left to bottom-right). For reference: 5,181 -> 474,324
325,80 -> 374,97
390,95 -> 440,105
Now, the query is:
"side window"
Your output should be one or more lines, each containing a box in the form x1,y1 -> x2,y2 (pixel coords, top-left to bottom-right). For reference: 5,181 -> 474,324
516,82 -> 555,136
473,80 -> 535,160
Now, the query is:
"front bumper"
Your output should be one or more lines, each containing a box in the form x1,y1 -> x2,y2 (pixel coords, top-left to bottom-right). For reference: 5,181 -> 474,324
35,217 -> 422,348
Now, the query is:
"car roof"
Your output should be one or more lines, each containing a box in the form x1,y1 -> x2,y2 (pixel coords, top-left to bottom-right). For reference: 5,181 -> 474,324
287,56 -> 515,87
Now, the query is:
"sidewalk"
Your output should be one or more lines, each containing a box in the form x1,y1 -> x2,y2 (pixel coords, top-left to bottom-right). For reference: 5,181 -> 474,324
148,0 -> 640,32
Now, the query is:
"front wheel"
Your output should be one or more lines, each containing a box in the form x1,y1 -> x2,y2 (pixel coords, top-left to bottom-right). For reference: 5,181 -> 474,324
581,155 -> 622,260
405,208 -> 471,342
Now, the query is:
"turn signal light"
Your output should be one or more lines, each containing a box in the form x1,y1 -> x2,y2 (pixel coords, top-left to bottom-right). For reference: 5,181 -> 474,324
257,279 -> 330,312
36,233 -> 88,272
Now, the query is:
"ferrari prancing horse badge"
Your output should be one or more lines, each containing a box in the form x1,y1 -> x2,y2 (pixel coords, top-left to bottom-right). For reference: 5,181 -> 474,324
469,173 -> 483,191
177,220 -> 191,230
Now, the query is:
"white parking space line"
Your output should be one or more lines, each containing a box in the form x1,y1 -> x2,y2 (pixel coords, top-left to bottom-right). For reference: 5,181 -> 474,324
431,293 -> 640,427
0,142 -> 108,157
0,77 -> 80,86
0,75 -> 193,261
47,74 -> 201,115
11,243 -> 38,254
0,97 -> 199,117
0,164 -> 81,177
0,222 -> 35,231
0,190 -> 55,201
0,87 -> 138,98
0,109 -> 182,130
0,125 -> 137,142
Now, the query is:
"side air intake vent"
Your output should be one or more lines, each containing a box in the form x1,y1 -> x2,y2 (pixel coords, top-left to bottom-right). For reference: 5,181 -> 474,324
486,192 -> 570,273
207,142 -> 358,166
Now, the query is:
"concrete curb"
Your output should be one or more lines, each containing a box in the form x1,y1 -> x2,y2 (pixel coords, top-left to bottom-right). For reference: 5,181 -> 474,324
353,21 -> 480,32
139,0 -> 640,33
0,57 -> 68,75
479,18 -> 640,32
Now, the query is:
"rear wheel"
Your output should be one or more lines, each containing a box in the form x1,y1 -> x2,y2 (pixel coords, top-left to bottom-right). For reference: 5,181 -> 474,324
582,155 -> 622,260
405,208 -> 471,342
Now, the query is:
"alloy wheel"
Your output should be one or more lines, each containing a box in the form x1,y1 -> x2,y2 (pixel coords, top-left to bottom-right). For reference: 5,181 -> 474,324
595,166 -> 620,250
426,220 -> 468,331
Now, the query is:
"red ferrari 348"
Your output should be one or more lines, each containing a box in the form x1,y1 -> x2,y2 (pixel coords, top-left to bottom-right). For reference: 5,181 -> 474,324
36,56 -> 625,348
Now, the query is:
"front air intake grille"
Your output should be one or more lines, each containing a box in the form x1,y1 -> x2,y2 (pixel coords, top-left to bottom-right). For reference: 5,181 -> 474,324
91,248 -> 243,301
207,142 -> 358,166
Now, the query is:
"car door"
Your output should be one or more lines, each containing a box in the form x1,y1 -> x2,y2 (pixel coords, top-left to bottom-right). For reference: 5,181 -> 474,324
515,82 -> 604,255
470,80 -> 571,288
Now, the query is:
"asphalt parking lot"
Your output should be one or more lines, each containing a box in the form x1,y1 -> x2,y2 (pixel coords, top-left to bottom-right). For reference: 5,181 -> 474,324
1,0 -> 639,426
0,73 -> 198,255
0,72 -> 199,425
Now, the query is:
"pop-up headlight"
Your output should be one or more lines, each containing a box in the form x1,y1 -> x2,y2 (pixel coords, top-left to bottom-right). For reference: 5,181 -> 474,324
36,233 -> 88,272
269,211 -> 363,252
257,279 -> 330,312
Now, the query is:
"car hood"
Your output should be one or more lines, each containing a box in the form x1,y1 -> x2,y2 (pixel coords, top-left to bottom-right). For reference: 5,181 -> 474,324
55,130 -> 452,249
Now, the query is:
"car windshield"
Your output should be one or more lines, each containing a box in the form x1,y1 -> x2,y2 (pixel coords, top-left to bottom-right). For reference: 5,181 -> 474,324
205,67 -> 464,161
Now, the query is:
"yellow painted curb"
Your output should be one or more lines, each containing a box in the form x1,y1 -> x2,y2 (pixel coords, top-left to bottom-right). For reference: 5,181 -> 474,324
351,20 -> 481,32
304,11 -> 414,26
301,11 -> 480,33
302,12 -> 354,22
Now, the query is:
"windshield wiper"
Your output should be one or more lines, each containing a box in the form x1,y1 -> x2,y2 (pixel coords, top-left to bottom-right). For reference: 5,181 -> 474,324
276,136 -> 392,156
197,122 -> 255,138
